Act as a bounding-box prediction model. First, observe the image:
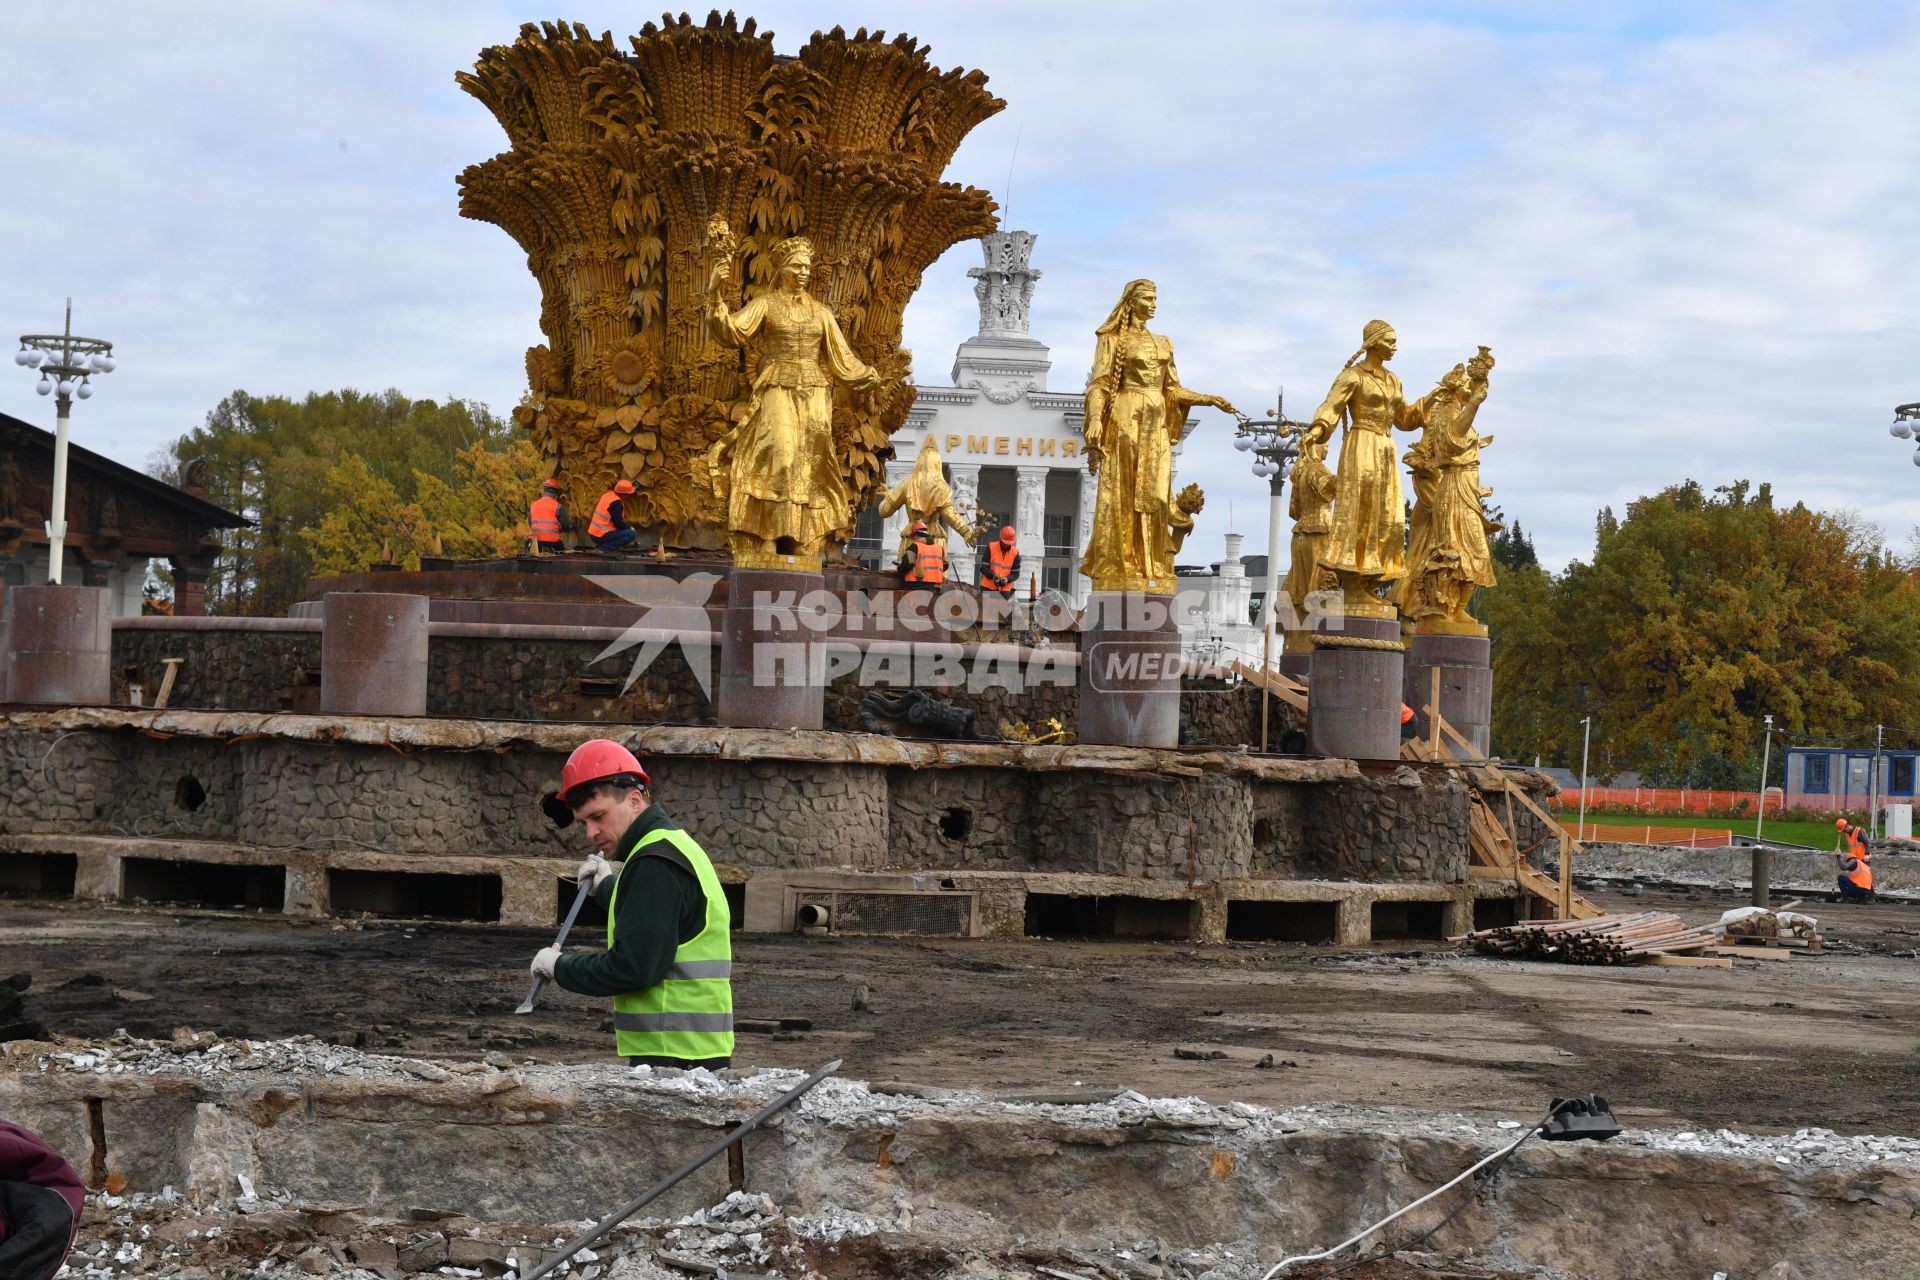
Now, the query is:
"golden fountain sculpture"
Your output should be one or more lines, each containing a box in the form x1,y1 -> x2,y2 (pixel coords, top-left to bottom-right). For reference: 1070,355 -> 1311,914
1079,280 -> 1236,595
1396,346 -> 1499,633
457,15 -> 1002,569
877,434 -> 973,563
1303,321 -> 1496,625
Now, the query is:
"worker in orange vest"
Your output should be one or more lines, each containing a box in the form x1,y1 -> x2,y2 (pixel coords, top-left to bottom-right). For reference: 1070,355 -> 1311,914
1835,817 -> 1874,901
528,478 -> 571,553
980,525 -> 1020,596
587,479 -> 639,551
897,521 -> 945,590
1399,702 -> 1418,741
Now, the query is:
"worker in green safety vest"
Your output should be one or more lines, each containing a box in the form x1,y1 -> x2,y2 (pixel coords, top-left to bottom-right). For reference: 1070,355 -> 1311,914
530,739 -> 734,1068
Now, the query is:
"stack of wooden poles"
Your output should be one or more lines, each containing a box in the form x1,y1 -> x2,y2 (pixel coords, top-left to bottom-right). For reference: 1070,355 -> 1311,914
1457,911 -> 1718,965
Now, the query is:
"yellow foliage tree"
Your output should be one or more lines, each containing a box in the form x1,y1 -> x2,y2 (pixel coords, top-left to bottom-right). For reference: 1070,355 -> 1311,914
303,438 -> 544,574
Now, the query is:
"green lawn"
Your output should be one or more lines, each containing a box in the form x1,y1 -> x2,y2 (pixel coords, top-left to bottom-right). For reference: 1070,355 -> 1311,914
1552,810 -> 1841,849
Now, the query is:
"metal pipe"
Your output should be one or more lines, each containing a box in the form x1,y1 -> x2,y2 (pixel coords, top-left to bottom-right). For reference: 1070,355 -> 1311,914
520,1059 -> 842,1280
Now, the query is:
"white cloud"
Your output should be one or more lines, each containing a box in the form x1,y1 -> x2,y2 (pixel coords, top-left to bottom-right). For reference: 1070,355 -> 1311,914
3,0 -> 1917,576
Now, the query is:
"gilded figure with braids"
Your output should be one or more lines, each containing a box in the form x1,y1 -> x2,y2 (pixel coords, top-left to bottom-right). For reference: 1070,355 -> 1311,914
1305,319 -> 1436,617
705,236 -> 879,570
1079,279 -> 1236,594
878,436 -> 972,561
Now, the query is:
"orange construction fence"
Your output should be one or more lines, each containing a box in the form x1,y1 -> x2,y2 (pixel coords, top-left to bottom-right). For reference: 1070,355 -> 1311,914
1570,823 -> 1734,850
1567,786 -> 1784,815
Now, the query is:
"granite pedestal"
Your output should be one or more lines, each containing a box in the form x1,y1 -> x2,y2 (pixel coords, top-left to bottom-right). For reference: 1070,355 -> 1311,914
6,585 -> 112,706
1305,614 -> 1404,761
1404,630 -> 1492,759
1078,592 -> 1180,747
321,592 -> 429,717
717,568 -> 825,730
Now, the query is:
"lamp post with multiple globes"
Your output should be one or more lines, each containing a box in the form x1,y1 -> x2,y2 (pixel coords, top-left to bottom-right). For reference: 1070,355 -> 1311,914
13,299 -> 115,585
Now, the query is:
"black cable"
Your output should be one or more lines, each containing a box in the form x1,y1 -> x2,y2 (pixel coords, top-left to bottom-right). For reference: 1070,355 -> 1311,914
1318,1100 -> 1571,1278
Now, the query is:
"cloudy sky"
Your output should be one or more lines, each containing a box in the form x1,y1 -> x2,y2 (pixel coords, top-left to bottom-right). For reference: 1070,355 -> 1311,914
4,0 -> 1918,571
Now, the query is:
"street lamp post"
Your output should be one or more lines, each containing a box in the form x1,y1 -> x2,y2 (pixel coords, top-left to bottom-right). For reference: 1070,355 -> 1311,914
13,299 -> 116,586
1753,713 -> 1774,908
1232,393 -> 1305,751
1577,715 -> 1593,842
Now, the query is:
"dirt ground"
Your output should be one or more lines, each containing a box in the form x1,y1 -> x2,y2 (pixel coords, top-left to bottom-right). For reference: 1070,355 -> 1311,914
4,884 -> 1917,1138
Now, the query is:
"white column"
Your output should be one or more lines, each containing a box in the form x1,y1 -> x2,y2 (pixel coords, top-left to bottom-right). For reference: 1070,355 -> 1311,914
881,459 -> 913,559
1015,465 -> 1049,598
1074,471 -> 1097,606
947,462 -> 981,587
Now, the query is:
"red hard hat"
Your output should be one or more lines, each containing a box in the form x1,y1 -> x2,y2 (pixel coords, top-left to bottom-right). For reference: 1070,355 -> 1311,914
614,479 -> 636,495
999,526 -> 1016,544
1400,703 -> 1414,724
1836,818 -> 1849,830
911,521 -> 929,533
543,477 -> 561,491
560,739 -> 650,803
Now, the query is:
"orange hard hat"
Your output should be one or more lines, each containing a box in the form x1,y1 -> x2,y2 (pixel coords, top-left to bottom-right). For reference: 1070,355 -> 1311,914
560,739 -> 650,804
999,525 -> 1016,544
543,477 -> 561,491
911,521 -> 929,533
1400,703 -> 1414,724
613,479 -> 636,495
1836,817 -> 1849,830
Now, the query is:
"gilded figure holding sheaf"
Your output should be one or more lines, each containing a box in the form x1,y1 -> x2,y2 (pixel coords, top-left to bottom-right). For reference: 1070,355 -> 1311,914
1397,347 -> 1499,633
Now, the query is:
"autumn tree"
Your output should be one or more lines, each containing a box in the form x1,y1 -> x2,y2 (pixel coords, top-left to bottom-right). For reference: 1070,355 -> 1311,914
1487,480 -> 1920,786
152,390 -> 516,614
303,437 -> 543,575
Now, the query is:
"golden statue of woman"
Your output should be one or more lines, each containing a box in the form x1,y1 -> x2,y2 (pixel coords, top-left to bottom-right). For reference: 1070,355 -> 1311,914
706,235 -> 879,571
1305,319 -> 1434,617
1079,279 -> 1236,594
1398,347 -> 1499,631
1281,431 -> 1337,648
878,436 -> 973,561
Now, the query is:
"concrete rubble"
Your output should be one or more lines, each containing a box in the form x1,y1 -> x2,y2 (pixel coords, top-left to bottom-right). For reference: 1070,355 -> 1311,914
11,1034 -> 1916,1280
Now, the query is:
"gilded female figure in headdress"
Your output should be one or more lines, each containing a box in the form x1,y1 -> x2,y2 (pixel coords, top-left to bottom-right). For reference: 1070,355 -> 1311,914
707,235 -> 878,570
1079,279 -> 1236,594
1304,319 -> 1435,616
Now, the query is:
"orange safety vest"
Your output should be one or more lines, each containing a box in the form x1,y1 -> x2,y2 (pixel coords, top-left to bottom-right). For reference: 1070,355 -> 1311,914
980,540 -> 1018,593
1844,832 -> 1873,889
529,494 -> 563,541
588,490 -> 622,539
905,540 -> 946,584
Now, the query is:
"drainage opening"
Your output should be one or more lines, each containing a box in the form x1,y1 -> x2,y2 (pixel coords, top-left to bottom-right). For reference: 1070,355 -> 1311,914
938,808 -> 973,841
123,858 -> 283,911
1371,900 -> 1448,941
1023,894 -> 1193,940
0,852 -> 78,898
556,878 -> 610,932
329,870 -> 501,922
722,881 -> 745,931
1252,817 -> 1275,845
173,776 -> 208,812
1226,900 -> 1337,943
1473,897 -> 1519,930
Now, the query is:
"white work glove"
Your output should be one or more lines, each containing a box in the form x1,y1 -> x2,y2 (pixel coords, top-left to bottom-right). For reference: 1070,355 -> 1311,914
576,852 -> 615,892
531,945 -> 562,979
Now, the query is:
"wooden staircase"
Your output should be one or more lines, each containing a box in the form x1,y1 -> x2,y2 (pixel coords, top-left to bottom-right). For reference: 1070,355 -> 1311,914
1238,661 -> 1600,921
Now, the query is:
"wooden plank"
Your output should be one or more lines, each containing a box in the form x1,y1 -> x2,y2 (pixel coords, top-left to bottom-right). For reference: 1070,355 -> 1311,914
1707,945 -> 1793,961
1640,953 -> 1735,970
1427,667 -> 1442,756
1469,865 -> 1520,880
154,658 -> 185,711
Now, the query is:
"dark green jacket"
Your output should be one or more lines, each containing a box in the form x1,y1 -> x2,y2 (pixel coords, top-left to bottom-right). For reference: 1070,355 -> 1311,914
553,805 -> 705,998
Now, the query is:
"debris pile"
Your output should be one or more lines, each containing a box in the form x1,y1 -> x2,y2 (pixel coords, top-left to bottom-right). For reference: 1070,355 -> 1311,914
1456,912 -> 1719,964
